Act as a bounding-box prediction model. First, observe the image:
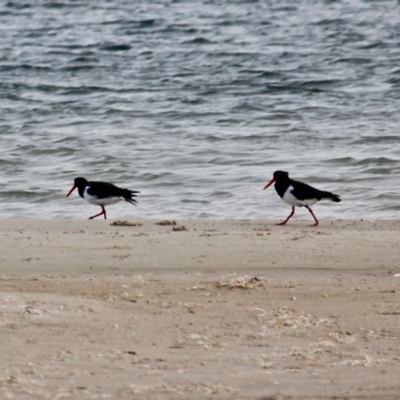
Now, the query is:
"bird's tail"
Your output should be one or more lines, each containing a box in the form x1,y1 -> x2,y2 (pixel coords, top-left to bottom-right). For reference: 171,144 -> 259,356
320,191 -> 341,203
121,189 -> 140,205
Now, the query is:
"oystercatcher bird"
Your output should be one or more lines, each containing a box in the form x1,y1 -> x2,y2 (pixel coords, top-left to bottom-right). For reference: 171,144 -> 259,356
263,170 -> 341,226
66,177 -> 139,220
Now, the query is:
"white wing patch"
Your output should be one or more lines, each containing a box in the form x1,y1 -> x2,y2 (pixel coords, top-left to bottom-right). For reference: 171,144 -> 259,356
283,186 -> 319,207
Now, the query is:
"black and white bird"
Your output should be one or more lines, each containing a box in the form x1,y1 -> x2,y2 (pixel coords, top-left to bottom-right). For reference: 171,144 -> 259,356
263,170 -> 341,226
66,177 -> 139,220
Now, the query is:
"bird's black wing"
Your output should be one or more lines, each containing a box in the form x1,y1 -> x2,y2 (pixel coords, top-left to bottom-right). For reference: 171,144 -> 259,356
87,181 -> 140,205
289,179 -> 326,201
86,181 -> 122,198
290,179 -> 341,202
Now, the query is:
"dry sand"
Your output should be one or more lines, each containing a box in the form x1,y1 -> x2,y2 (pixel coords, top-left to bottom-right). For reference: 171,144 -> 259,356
0,218 -> 400,399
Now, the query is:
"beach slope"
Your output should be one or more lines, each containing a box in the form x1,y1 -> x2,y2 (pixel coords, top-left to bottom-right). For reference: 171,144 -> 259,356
1,219 -> 400,399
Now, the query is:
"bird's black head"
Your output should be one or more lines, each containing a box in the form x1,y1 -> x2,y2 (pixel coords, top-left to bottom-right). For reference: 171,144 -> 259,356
273,170 -> 289,181
66,177 -> 88,198
74,177 -> 88,188
263,170 -> 290,190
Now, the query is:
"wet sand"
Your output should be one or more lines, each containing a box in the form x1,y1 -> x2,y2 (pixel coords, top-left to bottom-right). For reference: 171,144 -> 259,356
1,218 -> 400,399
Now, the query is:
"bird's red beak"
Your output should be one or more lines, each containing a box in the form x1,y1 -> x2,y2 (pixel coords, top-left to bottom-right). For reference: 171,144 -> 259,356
66,185 -> 77,198
263,178 -> 275,190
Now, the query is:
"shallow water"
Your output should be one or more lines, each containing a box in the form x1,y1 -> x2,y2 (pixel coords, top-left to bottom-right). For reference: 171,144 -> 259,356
1,0 -> 400,220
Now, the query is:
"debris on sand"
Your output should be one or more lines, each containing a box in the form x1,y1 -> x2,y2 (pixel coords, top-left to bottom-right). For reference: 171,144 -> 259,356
156,220 -> 177,226
172,225 -> 188,232
110,220 -> 143,227
214,276 -> 262,289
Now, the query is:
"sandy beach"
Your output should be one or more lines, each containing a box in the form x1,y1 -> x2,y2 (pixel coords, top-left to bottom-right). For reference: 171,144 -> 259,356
1,218 -> 400,399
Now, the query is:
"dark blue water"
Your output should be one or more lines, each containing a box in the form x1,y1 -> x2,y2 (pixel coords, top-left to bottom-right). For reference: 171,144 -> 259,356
1,0 -> 400,220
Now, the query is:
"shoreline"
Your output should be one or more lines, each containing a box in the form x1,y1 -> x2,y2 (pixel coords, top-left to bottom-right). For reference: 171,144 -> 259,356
1,219 -> 400,399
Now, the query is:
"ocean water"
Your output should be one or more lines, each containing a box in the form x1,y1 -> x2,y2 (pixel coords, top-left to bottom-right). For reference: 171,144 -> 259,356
1,0 -> 400,220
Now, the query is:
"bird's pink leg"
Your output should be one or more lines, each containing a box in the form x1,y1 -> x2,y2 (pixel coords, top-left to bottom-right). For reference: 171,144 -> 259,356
89,206 -> 106,220
305,206 -> 319,226
276,206 -> 295,226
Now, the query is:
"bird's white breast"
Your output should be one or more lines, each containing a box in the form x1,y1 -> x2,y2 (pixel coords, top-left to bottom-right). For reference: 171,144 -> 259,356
83,188 -> 122,206
282,186 -> 319,207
